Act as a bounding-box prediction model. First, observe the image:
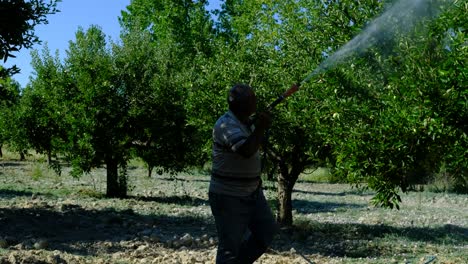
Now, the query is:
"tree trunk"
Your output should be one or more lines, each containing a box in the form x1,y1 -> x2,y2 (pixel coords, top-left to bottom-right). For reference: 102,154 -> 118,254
275,140 -> 306,227
47,149 -> 52,165
106,157 -> 127,198
148,165 -> 153,178
20,151 -> 26,161
277,173 -> 294,227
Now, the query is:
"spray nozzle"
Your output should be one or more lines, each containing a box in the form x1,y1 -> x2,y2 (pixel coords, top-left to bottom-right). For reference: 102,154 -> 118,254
282,83 -> 300,98
267,83 -> 301,111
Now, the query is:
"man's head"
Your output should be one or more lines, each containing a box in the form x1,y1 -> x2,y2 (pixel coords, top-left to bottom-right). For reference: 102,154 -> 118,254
228,84 -> 257,119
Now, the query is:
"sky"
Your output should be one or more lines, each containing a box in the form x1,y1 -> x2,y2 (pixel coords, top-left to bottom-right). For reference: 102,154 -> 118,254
3,0 -> 222,88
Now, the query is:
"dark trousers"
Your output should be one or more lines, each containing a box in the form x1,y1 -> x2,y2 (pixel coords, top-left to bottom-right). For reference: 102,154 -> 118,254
209,188 -> 278,264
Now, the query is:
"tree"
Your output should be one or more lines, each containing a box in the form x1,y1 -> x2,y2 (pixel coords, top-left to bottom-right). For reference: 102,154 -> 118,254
59,21 -> 204,197
0,74 -> 20,156
188,0 -> 386,226
113,29 -> 196,178
119,0 -> 213,58
63,26 -> 130,197
325,0 -> 467,208
0,0 -> 60,77
189,0 -> 465,226
435,3 -> 468,192
120,0 -> 215,171
19,45 -> 66,164
384,1 -> 467,193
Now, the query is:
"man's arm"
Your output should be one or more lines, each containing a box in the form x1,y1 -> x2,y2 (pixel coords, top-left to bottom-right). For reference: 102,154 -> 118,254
237,112 -> 271,158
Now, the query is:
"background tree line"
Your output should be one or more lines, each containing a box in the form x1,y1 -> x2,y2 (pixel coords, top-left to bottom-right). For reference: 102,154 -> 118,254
0,0 -> 466,226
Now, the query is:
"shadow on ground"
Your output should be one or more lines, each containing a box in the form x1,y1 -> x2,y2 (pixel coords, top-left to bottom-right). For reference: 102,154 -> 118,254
157,175 -> 210,183
292,199 -> 365,214
129,194 -> 207,206
0,189 -> 35,198
0,162 -> 27,168
0,200 -> 215,257
0,189 -> 466,259
274,221 -> 468,258
262,183 -> 373,197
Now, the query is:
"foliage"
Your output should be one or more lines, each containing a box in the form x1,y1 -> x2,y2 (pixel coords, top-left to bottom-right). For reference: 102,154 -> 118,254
188,0 -> 387,225
0,69 -> 21,106
119,0 -> 213,57
20,45 -> 66,164
61,25 -> 132,197
0,75 -> 28,156
113,29 -> 195,176
120,0 -> 215,169
330,0 -> 468,208
0,0 -> 60,77
183,0 -> 467,225
8,0 -> 466,224
0,75 -> 18,149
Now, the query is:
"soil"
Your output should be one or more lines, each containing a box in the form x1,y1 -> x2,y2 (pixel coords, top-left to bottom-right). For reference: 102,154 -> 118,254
0,160 -> 466,263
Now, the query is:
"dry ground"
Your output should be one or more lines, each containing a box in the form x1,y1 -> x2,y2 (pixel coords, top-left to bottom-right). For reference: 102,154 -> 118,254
0,160 -> 466,263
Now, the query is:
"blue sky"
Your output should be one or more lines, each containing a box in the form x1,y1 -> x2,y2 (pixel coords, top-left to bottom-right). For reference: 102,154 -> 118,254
3,0 -> 222,88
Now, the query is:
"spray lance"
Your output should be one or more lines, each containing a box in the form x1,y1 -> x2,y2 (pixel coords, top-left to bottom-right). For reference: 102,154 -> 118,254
248,81 -> 301,129
258,74 -> 318,173
265,69 -> 318,112
265,83 -> 300,111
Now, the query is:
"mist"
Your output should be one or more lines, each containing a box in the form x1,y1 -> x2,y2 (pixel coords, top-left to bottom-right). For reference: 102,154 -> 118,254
302,0 -> 455,83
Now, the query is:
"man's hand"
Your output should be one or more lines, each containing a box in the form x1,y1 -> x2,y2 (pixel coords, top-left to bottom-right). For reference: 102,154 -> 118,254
237,111 -> 271,158
255,111 -> 272,131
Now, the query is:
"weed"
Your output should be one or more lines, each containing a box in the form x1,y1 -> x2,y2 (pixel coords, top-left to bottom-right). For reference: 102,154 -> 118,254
30,164 -> 44,181
299,167 -> 332,183
427,165 -> 468,194
77,188 -> 105,198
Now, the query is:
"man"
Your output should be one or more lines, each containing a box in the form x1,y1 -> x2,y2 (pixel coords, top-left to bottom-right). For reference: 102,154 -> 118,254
209,83 -> 278,263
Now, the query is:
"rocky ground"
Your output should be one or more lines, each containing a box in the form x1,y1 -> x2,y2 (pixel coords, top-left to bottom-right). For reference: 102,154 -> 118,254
0,160 -> 466,263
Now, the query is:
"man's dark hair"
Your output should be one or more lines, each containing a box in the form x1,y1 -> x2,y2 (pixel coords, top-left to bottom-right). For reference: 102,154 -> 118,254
228,83 -> 253,114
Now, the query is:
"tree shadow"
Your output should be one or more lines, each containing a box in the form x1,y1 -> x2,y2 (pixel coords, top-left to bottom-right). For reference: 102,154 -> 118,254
261,183 -> 372,197
187,177 -> 210,183
292,189 -> 373,197
0,162 -> 26,168
128,194 -> 207,206
292,199 -> 365,214
274,221 -> 468,258
0,197 -> 465,260
0,188 -> 35,198
0,205 -> 216,257
156,175 -> 210,183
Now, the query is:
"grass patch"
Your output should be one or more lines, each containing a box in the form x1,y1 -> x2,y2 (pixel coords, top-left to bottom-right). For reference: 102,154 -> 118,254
30,163 -> 45,181
26,162 -> 62,183
127,157 -> 147,169
0,147 -> 46,162
0,147 -> 21,160
289,217 -> 467,262
0,185 -> 74,199
299,167 -> 332,183
425,164 -> 467,194
76,188 -> 105,199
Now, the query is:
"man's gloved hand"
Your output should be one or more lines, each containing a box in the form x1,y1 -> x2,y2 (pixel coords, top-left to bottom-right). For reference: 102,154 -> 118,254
256,111 -> 272,131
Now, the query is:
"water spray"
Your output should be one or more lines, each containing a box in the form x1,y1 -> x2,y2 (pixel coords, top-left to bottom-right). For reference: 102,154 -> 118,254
265,0 -> 454,111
